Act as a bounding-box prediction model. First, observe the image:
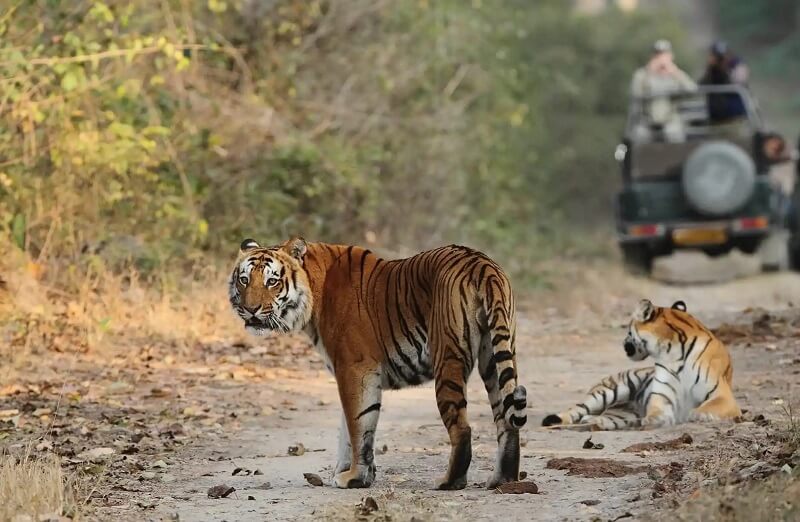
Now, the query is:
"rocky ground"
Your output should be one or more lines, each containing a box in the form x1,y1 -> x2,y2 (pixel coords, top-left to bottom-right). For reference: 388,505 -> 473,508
2,253 -> 799,521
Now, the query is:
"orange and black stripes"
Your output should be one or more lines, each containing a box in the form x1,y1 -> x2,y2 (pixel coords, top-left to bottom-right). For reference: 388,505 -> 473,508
230,239 -> 527,489
542,299 -> 740,431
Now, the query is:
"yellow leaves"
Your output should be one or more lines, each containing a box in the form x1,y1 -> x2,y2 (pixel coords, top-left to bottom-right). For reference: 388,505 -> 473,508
60,71 -> 78,92
208,0 -> 227,14
0,172 -> 12,189
26,262 -> 44,280
197,219 -> 209,238
508,104 -> 529,127
277,20 -> 297,36
88,2 -> 115,24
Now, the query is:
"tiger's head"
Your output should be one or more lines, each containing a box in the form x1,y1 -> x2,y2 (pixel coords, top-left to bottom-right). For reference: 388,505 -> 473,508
229,237 -> 313,336
623,299 -> 688,361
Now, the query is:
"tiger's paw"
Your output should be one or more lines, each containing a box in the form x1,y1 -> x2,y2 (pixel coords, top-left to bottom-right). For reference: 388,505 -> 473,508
485,472 -> 517,490
641,414 -> 674,430
333,464 -> 375,489
333,459 -> 350,475
541,414 -> 563,427
434,474 -> 467,491
689,410 -> 718,423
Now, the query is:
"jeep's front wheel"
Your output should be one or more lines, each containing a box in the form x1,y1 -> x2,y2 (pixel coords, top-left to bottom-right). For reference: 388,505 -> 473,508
621,244 -> 653,275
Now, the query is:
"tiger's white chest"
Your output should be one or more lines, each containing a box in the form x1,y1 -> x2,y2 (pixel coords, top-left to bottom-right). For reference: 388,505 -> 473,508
305,326 -> 334,374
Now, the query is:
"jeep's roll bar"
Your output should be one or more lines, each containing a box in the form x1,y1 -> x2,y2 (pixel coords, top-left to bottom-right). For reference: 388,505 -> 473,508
624,84 -> 764,138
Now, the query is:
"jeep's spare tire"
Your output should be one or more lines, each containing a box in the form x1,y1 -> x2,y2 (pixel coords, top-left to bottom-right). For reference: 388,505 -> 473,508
682,140 -> 756,216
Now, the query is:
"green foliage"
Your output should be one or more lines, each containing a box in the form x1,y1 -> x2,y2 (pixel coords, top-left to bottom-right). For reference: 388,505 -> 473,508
0,0 -> 689,278
717,0 -> 800,79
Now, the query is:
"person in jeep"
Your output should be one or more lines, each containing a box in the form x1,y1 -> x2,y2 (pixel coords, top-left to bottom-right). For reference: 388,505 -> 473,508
700,41 -> 749,124
630,39 -> 697,143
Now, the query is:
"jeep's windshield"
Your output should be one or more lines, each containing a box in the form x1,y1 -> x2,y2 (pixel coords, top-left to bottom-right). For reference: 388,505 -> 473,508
626,84 -> 761,144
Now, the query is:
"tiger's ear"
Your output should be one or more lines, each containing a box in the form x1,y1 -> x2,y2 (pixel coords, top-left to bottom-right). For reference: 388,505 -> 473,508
240,238 -> 260,254
283,237 -> 307,262
634,299 -> 656,322
671,300 -> 687,312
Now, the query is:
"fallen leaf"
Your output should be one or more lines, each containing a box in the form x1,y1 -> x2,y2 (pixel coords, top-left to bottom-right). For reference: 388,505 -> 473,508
303,473 -> 323,486
207,485 -> 235,499
253,482 -> 272,490
580,499 -> 600,506
621,433 -> 693,453
494,481 -> 539,494
583,437 -> 605,450
152,459 -> 168,469
288,443 -> 306,456
0,409 -> 20,417
546,457 -> 649,478
247,495 -> 255,500
357,496 -> 379,515
254,469 -> 264,475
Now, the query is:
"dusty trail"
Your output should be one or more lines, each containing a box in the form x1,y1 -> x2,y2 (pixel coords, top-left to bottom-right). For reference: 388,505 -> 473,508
130,254 -> 799,522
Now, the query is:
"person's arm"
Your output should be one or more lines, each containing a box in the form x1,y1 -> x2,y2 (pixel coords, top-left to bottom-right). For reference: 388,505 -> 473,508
672,67 -> 697,91
631,69 -> 645,97
731,63 -> 749,84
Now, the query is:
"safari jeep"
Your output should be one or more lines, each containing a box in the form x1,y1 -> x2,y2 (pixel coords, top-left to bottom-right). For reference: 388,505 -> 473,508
614,84 -> 796,274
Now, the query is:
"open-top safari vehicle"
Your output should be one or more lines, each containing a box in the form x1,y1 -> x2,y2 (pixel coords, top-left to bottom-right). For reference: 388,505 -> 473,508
614,84 -> 798,274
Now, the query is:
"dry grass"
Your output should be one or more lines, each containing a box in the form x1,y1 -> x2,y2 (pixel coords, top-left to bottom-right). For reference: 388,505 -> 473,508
0,238 -> 244,376
0,453 -> 79,522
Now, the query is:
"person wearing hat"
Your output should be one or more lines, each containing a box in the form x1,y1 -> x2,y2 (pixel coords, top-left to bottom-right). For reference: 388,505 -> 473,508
630,39 -> 697,143
700,40 -> 749,123
701,40 -> 749,86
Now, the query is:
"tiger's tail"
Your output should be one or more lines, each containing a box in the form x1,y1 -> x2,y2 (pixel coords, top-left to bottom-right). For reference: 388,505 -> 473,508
481,267 -> 527,430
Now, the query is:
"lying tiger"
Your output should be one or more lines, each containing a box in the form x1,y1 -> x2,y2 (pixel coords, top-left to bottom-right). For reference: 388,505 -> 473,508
543,299 -> 741,431
229,238 -> 527,489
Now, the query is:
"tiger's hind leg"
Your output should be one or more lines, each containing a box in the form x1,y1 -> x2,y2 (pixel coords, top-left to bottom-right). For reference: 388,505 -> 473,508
579,408 -> 642,431
478,333 -> 525,489
690,382 -> 741,422
542,368 -> 652,428
430,330 -> 473,490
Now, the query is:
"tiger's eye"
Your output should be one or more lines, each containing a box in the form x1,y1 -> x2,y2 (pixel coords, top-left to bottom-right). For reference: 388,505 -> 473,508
238,276 -> 249,286
266,277 -> 279,287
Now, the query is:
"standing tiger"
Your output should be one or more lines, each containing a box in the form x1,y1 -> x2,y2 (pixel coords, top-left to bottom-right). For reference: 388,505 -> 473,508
229,238 -> 528,489
542,299 -> 740,431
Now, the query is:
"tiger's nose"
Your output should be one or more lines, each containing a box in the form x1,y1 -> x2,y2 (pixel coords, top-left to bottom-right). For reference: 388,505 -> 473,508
243,305 -> 261,315
624,340 -> 636,356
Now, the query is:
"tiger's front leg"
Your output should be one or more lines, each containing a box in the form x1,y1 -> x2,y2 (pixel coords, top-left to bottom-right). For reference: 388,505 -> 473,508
333,412 -> 352,475
332,366 -> 382,489
642,393 -> 676,429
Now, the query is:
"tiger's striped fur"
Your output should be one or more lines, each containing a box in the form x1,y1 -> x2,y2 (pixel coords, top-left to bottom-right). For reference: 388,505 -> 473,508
542,299 -> 740,431
229,238 -> 527,489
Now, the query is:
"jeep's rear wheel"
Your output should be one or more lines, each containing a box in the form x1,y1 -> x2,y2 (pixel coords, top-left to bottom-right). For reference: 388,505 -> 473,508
621,244 -> 652,275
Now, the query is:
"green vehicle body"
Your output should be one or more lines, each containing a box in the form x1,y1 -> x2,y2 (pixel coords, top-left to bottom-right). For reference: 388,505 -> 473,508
614,84 -> 794,272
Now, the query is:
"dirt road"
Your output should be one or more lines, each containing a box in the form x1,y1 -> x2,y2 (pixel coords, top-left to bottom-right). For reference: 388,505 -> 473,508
3,254 -> 799,521
132,255 -> 797,522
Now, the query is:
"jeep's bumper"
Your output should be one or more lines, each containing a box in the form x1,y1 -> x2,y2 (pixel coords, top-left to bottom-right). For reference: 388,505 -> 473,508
616,216 -> 771,246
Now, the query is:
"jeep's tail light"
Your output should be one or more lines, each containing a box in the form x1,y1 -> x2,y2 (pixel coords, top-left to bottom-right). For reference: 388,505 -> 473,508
628,224 -> 665,237
733,216 -> 769,231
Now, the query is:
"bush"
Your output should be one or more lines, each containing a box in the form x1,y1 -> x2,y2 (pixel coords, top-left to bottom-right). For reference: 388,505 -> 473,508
0,1 -> 690,281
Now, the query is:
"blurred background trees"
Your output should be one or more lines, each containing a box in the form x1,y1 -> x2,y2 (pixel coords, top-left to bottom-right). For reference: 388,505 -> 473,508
0,0 -> 785,283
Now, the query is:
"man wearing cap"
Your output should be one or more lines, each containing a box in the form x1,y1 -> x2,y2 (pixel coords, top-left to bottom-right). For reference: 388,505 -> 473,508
700,40 -> 749,123
630,39 -> 697,143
